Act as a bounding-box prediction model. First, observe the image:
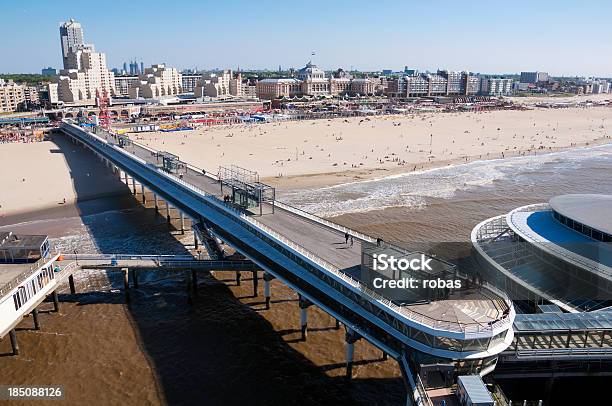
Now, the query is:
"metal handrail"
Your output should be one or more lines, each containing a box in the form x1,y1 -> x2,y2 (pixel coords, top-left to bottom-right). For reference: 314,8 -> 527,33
0,253 -> 60,298
54,261 -> 79,281
273,200 -> 377,243
64,121 -> 514,335
415,373 -> 435,406
62,254 -> 197,261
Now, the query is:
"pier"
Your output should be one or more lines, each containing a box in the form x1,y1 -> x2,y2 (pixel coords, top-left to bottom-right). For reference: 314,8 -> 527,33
47,121 -> 519,404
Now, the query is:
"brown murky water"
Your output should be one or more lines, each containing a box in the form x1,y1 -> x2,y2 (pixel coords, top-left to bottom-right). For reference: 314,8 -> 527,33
1,142 -> 611,405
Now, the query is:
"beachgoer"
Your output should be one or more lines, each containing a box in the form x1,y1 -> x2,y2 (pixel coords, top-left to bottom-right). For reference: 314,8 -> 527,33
350,236 -> 354,246
345,233 -> 349,244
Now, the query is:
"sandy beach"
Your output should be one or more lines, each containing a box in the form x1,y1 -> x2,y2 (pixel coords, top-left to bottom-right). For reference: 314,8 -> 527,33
506,92 -> 612,105
129,106 -> 612,190
0,105 -> 610,217
0,135 -> 129,218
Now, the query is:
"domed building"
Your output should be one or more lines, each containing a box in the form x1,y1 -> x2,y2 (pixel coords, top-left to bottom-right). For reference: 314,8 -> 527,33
256,61 -> 378,100
296,61 -> 326,81
297,61 -> 331,96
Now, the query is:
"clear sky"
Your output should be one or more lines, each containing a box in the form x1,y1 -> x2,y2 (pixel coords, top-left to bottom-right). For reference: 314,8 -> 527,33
1,0 -> 611,77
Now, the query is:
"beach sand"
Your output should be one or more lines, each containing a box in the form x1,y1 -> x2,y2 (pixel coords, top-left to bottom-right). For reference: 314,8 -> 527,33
0,134 -> 129,218
506,92 -> 612,105
1,104 -> 610,216
129,106 -> 612,190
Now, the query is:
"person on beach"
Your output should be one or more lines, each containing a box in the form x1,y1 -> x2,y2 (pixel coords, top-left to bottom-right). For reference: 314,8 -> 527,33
350,236 -> 354,247
345,232 -> 349,244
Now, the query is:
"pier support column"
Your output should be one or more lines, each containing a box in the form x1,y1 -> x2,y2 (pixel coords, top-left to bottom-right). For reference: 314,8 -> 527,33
32,308 -> 40,330
191,269 -> 198,294
68,274 -> 76,295
263,272 -> 274,309
122,268 -> 130,303
9,329 -> 19,355
252,270 -> 258,297
141,185 -> 146,204
299,295 -> 312,341
345,328 -> 360,379
154,193 -> 159,213
236,271 -> 241,286
187,271 -> 193,305
132,269 -> 139,289
180,212 -> 185,234
52,290 -> 60,313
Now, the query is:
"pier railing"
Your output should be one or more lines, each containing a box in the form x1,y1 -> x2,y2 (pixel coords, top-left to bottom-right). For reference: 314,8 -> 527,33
0,253 -> 60,298
273,201 -> 377,244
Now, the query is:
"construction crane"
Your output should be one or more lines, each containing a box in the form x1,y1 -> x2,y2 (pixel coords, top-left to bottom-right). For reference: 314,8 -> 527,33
95,89 -> 111,129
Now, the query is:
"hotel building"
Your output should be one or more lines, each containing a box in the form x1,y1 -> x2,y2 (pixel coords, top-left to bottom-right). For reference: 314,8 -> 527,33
59,19 -> 85,70
0,80 -> 40,112
55,20 -> 116,103
255,62 -> 379,100
128,64 -> 183,99
195,70 -> 232,98
479,77 -> 513,96
387,70 -> 482,98
0,80 -> 26,112
114,75 -> 139,96
182,74 -> 202,93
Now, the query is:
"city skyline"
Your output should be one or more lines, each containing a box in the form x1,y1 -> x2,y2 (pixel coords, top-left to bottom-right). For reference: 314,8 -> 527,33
1,0 -> 612,77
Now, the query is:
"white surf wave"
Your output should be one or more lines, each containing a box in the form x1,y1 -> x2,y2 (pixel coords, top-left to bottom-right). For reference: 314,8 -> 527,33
279,143 -> 612,217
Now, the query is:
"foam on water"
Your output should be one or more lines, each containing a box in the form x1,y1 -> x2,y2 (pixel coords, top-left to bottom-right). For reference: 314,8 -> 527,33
279,143 -> 612,217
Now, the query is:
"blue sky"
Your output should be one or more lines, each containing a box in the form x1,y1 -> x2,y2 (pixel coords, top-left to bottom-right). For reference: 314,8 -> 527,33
1,0 -> 611,76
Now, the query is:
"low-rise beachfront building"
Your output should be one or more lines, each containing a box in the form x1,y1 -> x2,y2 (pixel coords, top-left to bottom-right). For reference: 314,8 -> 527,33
479,77 -> 513,96
0,80 -> 26,112
404,74 -> 430,96
194,70 -> 232,98
386,70 -> 481,98
128,64 -> 183,99
256,78 -> 302,100
181,73 -> 202,93
350,78 -> 376,95
114,75 -> 139,96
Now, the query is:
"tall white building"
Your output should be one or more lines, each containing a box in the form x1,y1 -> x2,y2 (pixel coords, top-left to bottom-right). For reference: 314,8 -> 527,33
55,19 -> 116,103
59,19 -> 84,69
56,49 -> 116,103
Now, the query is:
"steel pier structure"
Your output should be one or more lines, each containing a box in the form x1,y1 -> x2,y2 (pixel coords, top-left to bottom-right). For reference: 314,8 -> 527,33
59,121 -> 515,405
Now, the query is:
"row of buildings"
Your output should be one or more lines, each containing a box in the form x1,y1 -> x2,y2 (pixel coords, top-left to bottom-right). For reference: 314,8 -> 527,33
49,19 -> 518,104
0,79 -> 40,113
256,64 -> 515,100
6,19 -> 609,113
